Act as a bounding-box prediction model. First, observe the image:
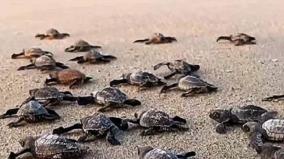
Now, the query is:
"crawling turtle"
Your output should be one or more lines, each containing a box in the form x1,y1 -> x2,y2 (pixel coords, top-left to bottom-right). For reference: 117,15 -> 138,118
53,113 -> 127,145
65,40 -> 101,52
22,87 -> 77,106
35,28 -> 70,40
262,95 -> 284,102
45,69 -> 92,89
17,55 -> 69,71
138,146 -> 196,159
69,49 -> 117,64
110,71 -> 166,89
8,134 -> 87,159
216,33 -> 256,46
160,75 -> 217,97
209,105 -> 270,134
126,109 -> 189,136
0,100 -> 60,128
134,33 -> 177,45
76,87 -> 141,112
256,143 -> 284,159
153,60 -> 200,79
11,48 -> 53,59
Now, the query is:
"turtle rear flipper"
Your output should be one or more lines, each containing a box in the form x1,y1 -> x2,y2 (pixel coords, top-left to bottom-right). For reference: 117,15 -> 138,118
77,96 -> 95,105
0,108 -> 19,119
133,39 -> 149,43
164,71 -> 178,79
176,151 -> 196,159
123,99 -> 141,106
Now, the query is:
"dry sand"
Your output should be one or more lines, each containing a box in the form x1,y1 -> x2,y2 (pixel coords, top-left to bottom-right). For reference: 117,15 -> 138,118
0,0 -> 284,158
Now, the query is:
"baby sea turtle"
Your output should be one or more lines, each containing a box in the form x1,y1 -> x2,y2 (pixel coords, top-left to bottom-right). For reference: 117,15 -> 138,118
53,113 -> 126,145
216,33 -> 256,46
8,134 -> 86,159
126,109 -> 188,136
76,87 -> 141,112
69,49 -> 117,64
23,87 -> 77,106
262,95 -> 284,102
160,75 -> 217,97
65,40 -> 101,52
45,69 -> 92,89
17,55 -> 69,71
35,28 -> 70,40
134,33 -> 177,45
138,146 -> 196,159
257,143 -> 284,159
110,71 -> 166,89
11,48 -> 53,59
0,100 -> 60,128
153,60 -> 200,79
209,105 -> 269,134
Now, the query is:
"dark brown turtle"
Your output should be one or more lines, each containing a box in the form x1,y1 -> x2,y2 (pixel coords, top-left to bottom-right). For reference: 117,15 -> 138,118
69,49 -> 116,64
209,105 -> 270,134
153,60 -> 200,79
0,100 -> 60,128
45,69 -> 92,89
11,48 -> 53,59
216,33 -> 256,46
35,28 -> 70,40
160,75 -> 217,97
8,134 -> 87,159
257,144 -> 284,159
65,40 -> 101,52
138,146 -> 196,159
76,87 -> 141,112
262,95 -> 284,102
134,33 -> 177,45
126,109 -> 188,136
17,55 -> 69,71
53,113 -> 127,145
110,71 -> 166,89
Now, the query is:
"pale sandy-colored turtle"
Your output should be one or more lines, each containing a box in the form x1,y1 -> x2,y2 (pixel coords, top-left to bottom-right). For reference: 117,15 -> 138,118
160,75 -> 217,97
138,146 -> 196,159
8,134 -> 87,159
216,33 -> 256,46
11,48 -> 53,59
45,69 -> 92,89
35,28 -> 70,40
69,49 -> 116,64
134,33 -> 177,45
17,55 -> 68,71
53,113 -> 127,145
65,40 -> 101,52
0,100 -> 60,128
153,60 -> 200,79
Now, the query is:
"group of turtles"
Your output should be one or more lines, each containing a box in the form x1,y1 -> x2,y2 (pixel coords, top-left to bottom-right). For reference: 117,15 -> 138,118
2,28 -> 283,159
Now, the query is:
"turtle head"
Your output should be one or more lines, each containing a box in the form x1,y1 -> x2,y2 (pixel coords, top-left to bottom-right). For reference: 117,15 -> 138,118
209,109 -> 231,123
19,136 -> 36,149
242,122 -> 259,133
137,146 -> 153,158
29,89 -> 39,96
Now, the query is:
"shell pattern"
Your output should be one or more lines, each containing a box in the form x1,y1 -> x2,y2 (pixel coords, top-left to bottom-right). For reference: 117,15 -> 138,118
262,119 -> 284,141
94,87 -> 128,105
143,148 -> 178,159
139,110 -> 172,128
129,71 -> 161,85
81,113 -> 114,135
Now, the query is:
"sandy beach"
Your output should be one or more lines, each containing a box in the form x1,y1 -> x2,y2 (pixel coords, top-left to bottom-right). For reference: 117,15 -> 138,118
0,0 -> 284,158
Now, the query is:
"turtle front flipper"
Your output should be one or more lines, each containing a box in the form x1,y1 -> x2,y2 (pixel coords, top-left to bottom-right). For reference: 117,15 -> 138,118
7,117 -> 26,128
164,71 -> 178,79
17,64 -> 36,71
215,123 -> 227,134
65,46 -> 77,52
176,151 -> 196,159
140,127 -> 161,136
216,36 -> 232,42
8,148 -> 32,159
172,116 -> 187,124
45,78 -> 58,86
44,108 -> 61,120
69,56 -> 84,63
160,83 -> 178,93
106,126 -> 121,145
60,33 -> 70,39
98,103 -> 117,112
90,45 -> 102,49
249,132 -> 264,154
110,79 -> 129,87
262,95 -> 284,101
11,52 -> 24,59
102,55 -> 117,60
0,108 -> 19,119
153,62 -> 170,70
133,38 -> 150,43
77,96 -> 95,105
162,36 -> 177,43
55,62 -> 69,69
53,123 -> 82,134
259,111 -> 278,123
123,99 -> 141,106
35,34 -> 47,40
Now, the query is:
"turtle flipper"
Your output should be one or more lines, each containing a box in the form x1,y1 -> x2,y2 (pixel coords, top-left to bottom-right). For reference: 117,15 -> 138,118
153,62 -> 170,70
11,52 -> 24,59
249,132 -> 264,154
106,126 -> 121,145
77,96 -> 95,105
177,151 -> 196,159
102,55 -> 117,60
17,64 -> 36,71
55,62 -> 69,69
53,123 -> 82,134
172,116 -> 187,124
8,149 -> 32,159
140,127 -> 161,136
45,78 -> 58,86
45,108 -> 60,120
123,99 -> 141,106
110,79 -> 128,87
35,34 -> 47,40
215,123 -> 227,134
133,39 -> 149,43
69,56 -> 84,62
262,95 -> 284,101
160,83 -> 178,93
65,46 -> 77,52
0,108 -> 19,119
7,117 -> 26,128
216,36 -> 232,42
164,71 -> 178,79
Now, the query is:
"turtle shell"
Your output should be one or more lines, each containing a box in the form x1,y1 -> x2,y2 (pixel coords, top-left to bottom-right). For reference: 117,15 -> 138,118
24,48 -> 48,57
31,87 -> 63,101
74,40 -> 91,47
32,55 -> 56,67
34,134 -> 84,159
84,50 -> 103,61
94,87 -> 128,105
178,75 -> 212,90
18,101 -> 50,119
46,28 -> 60,37
138,110 -> 172,128
143,148 -> 178,159
233,33 -> 254,42
51,69 -> 85,84
262,119 -> 284,141
81,113 -> 114,135
230,105 -> 267,123
129,71 -> 161,85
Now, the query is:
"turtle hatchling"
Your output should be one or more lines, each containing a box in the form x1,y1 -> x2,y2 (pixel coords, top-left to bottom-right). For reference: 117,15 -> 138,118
17,55 -> 69,71
53,112 -> 127,145
35,28 -> 70,40
11,48 -> 53,59
23,87 -> 77,106
69,49 -> 117,64
138,146 -> 196,159
255,143 -> 284,159
153,60 -> 200,79
134,33 -> 177,45
216,33 -> 256,46
76,87 -> 141,112
262,95 -> 284,102
0,100 -> 60,128
110,71 -> 166,89
65,40 -> 101,52
8,134 -> 87,159
209,105 -> 270,134
45,69 -> 92,89
160,75 -> 217,97
126,109 -> 189,136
